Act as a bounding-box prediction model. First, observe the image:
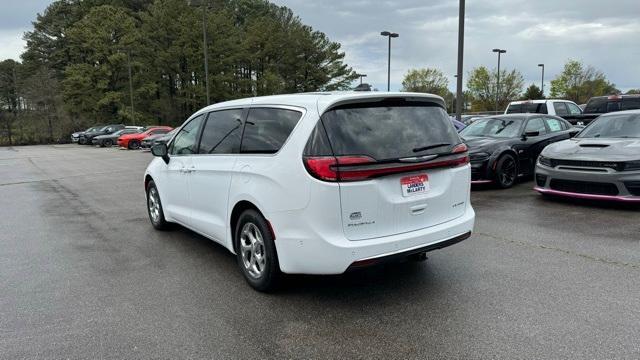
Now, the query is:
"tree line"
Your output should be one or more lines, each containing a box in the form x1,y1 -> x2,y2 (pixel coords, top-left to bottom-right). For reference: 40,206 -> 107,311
0,0 -> 358,145
401,59 -> 632,113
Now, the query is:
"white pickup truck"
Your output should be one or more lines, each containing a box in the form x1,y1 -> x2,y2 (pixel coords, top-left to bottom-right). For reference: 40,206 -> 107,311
505,99 -> 583,117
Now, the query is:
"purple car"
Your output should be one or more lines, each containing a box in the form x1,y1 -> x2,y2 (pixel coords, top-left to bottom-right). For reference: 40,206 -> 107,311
451,117 -> 466,132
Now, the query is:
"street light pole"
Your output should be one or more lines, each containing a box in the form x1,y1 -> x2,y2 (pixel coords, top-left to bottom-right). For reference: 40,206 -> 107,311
381,31 -> 399,91
492,48 -> 506,112
455,0 -> 465,121
538,63 -> 545,96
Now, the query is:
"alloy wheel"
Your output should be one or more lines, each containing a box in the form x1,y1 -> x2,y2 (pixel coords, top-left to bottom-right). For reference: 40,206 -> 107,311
239,222 -> 266,278
498,157 -> 517,186
147,187 -> 161,224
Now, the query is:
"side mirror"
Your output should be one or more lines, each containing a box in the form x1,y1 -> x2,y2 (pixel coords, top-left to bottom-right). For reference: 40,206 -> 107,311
151,143 -> 170,164
523,131 -> 540,139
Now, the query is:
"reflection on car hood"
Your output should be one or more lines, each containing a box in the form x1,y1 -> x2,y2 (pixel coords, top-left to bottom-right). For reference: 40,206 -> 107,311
542,138 -> 640,162
156,133 -> 173,140
463,136 -> 511,152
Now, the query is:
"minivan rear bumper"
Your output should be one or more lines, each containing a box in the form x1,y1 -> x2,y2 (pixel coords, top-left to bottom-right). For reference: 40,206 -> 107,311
273,205 -> 475,274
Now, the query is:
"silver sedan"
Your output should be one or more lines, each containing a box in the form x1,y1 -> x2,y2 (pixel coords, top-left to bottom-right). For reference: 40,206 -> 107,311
534,110 -> 640,202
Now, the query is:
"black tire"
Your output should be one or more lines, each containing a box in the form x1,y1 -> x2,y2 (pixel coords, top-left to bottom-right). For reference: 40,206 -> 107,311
146,180 -> 170,230
494,153 -> 518,189
235,209 -> 280,292
129,140 -> 141,150
78,138 -> 86,145
102,138 -> 113,147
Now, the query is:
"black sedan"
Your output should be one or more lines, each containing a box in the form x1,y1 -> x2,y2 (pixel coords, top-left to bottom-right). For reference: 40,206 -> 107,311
79,124 -> 124,145
460,114 -> 579,188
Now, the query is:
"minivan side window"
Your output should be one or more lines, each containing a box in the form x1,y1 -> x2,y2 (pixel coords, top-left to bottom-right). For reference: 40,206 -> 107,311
240,108 -> 303,154
170,115 -> 205,155
198,109 -> 244,154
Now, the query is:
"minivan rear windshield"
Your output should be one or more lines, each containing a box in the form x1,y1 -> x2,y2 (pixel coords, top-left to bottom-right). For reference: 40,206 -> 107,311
506,103 -> 548,114
320,100 -> 460,160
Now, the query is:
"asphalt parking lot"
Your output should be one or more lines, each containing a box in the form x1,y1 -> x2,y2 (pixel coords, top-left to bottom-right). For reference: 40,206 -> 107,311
1,144 -> 639,359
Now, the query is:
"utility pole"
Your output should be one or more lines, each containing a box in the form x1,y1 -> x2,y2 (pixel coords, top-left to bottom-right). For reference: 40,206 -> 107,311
455,0 -> 465,121
127,50 -> 134,123
202,2 -> 210,105
8,66 -> 18,145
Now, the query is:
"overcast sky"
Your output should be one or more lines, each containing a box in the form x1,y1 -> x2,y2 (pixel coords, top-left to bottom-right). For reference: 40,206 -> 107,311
2,0 -> 639,92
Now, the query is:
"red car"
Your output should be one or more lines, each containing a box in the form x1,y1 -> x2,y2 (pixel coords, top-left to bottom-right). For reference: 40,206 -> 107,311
118,126 -> 173,149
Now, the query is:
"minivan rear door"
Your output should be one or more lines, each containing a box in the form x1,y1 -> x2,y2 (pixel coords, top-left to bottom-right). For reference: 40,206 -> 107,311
319,99 -> 470,241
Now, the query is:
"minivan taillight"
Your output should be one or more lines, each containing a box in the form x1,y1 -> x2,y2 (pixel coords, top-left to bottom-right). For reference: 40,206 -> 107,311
303,156 -> 374,182
304,150 -> 469,182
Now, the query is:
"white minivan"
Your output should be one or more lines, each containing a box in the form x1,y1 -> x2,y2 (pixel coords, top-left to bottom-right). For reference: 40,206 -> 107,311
144,92 -> 475,291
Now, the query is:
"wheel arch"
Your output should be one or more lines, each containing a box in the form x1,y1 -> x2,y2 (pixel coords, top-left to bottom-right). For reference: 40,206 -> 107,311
489,147 -> 519,172
229,200 -> 270,255
144,174 -> 154,192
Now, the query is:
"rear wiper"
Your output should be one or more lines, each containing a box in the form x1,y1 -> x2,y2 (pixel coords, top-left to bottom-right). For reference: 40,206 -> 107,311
412,143 -> 451,153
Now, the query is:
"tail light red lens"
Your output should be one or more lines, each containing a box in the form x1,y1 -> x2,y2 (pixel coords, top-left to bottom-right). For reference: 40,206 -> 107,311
303,156 -> 374,181
304,145 -> 469,182
303,156 -> 339,181
452,143 -> 468,153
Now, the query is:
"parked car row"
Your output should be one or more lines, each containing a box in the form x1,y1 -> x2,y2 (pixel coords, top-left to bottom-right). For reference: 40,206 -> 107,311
462,109 -> 640,203
505,94 -> 640,125
92,127 -> 144,147
70,125 -> 175,149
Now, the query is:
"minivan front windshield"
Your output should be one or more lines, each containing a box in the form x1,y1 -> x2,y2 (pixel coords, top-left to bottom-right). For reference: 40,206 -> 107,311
320,101 -> 461,161
578,113 -> 640,138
